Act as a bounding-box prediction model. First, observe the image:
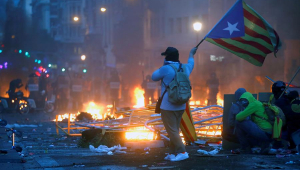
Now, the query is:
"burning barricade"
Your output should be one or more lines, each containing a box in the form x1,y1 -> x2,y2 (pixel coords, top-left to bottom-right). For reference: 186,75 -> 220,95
54,86 -> 224,148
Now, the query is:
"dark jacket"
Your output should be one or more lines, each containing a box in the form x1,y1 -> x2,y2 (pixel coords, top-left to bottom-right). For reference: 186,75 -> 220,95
283,98 -> 300,132
222,88 -> 246,143
228,88 -> 246,127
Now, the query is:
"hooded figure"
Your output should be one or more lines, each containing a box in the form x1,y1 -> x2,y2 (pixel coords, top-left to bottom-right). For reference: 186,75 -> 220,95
228,88 -> 247,127
235,92 -> 272,154
222,88 -> 246,144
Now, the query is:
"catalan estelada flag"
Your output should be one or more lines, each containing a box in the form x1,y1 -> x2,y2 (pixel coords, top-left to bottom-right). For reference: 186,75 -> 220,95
180,102 -> 197,143
205,0 -> 281,66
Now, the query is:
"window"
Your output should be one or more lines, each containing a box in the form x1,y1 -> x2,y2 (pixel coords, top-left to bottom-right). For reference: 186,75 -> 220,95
169,18 -> 174,34
183,17 -> 189,33
151,18 -> 160,38
176,18 -> 182,33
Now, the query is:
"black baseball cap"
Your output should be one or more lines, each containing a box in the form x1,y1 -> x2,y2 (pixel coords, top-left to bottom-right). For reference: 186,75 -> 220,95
161,47 -> 179,56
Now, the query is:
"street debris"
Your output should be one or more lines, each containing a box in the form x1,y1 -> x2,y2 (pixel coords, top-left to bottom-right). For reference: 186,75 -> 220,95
115,150 -> 127,154
107,151 -> 114,155
285,161 -> 295,164
194,139 -> 207,145
276,154 -> 291,158
89,144 -> 127,154
5,124 -> 38,128
144,147 -> 151,151
197,149 -> 219,156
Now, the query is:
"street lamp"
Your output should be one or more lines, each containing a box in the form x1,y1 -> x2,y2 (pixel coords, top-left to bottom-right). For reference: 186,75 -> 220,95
100,7 -> 106,12
73,16 -> 79,22
193,22 -> 202,77
193,22 -> 202,32
81,55 -> 86,61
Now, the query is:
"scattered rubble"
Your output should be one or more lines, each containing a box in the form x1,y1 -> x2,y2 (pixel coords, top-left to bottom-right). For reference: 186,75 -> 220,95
285,161 -> 295,164
89,144 -> 127,154
197,149 -> 219,156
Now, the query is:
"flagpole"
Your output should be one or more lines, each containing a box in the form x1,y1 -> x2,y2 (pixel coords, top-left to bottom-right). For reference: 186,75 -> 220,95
279,66 -> 300,99
196,39 -> 205,48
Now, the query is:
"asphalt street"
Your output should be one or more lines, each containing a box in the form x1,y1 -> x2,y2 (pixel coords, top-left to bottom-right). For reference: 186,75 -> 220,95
1,111 -> 300,170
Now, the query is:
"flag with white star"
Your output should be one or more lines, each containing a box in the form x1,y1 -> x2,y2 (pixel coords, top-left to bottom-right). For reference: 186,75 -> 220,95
204,0 -> 281,66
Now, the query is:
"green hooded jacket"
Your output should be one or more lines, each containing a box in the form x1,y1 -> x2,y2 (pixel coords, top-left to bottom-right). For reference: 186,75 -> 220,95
236,92 -> 272,133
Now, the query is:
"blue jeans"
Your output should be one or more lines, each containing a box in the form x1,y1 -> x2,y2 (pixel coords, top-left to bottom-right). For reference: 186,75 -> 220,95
235,120 -> 271,149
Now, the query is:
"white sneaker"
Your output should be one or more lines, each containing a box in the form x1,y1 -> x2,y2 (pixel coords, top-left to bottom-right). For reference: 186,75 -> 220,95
170,152 -> 189,162
164,154 -> 175,161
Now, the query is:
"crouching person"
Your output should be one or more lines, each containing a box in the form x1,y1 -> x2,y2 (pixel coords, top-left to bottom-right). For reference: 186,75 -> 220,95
235,92 -> 272,154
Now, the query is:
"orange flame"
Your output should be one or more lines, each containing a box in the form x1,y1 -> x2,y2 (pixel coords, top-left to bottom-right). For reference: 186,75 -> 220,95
255,76 -> 265,86
217,92 -> 224,106
133,87 -> 145,108
125,126 -> 154,140
53,102 -> 118,122
86,102 -> 103,120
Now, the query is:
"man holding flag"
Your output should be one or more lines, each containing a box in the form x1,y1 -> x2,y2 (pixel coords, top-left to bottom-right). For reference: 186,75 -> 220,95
152,0 -> 282,160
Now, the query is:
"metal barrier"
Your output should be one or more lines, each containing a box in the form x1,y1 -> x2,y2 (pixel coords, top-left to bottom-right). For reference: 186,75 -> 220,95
144,105 -> 224,141
55,105 -> 224,141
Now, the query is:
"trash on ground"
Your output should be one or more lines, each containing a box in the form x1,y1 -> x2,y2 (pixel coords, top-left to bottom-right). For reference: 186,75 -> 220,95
276,154 -> 291,158
197,149 -> 219,156
144,147 -> 150,151
194,139 -> 207,145
285,161 -> 295,164
107,151 -> 114,155
115,150 -> 127,154
89,144 -> 127,154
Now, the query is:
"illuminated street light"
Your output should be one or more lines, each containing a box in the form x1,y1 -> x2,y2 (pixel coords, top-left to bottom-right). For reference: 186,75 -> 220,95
73,16 -> 79,21
81,55 -> 86,61
62,68 -> 66,72
100,7 -> 106,12
193,22 -> 202,32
